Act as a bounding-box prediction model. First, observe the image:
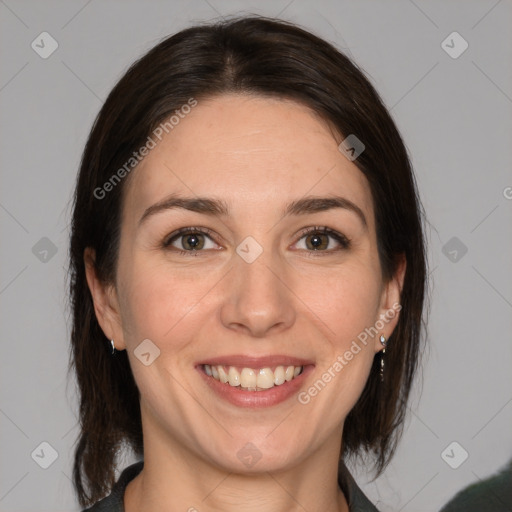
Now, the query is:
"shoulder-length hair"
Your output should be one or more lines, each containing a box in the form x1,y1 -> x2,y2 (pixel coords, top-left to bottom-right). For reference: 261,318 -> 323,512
68,16 -> 427,508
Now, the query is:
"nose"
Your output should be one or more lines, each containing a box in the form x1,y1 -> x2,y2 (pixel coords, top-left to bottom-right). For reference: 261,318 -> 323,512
219,247 -> 296,338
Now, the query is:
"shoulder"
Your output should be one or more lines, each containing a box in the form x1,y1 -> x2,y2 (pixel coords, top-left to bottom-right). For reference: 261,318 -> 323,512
440,461 -> 512,512
81,461 -> 144,512
338,460 -> 380,512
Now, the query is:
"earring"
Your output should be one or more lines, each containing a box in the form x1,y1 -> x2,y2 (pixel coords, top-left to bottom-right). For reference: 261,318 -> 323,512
110,339 -> 116,355
379,335 -> 387,382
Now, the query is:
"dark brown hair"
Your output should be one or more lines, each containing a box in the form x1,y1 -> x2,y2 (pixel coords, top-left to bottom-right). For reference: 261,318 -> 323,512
68,15 -> 427,508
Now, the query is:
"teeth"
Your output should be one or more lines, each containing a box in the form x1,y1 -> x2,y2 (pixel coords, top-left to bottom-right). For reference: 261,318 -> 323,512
274,366 -> 285,385
203,364 -> 304,391
256,368 -> 274,389
218,366 -> 229,384
240,368 -> 256,388
228,366 -> 240,386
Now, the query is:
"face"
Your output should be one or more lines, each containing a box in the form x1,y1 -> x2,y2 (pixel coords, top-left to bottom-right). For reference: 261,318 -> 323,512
86,93 -> 403,473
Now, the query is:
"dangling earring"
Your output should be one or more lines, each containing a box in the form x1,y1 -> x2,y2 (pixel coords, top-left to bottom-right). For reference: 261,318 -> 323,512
379,335 -> 387,382
110,339 -> 116,355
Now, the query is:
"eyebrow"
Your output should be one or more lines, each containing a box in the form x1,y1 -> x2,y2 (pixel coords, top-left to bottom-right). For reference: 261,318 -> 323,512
138,193 -> 367,228
139,194 -> 229,226
284,196 -> 367,228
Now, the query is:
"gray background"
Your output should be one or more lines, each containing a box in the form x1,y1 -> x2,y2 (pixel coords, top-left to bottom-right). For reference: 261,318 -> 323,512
1,1 -> 511,511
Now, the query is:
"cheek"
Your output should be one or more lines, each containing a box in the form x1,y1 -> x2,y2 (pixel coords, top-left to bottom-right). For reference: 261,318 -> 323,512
306,295 -> 380,419
297,261 -> 382,408
118,258 -> 216,345
117,262 -> 210,402
299,259 -> 383,343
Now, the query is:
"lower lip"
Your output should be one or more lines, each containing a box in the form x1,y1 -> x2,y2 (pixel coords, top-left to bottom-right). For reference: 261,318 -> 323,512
197,365 -> 314,408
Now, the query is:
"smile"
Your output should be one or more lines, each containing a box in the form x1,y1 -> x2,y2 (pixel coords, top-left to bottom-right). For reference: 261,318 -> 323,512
196,355 -> 314,407
204,364 -> 304,391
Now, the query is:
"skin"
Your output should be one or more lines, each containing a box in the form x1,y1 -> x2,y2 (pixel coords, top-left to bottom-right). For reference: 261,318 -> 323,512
85,93 -> 405,512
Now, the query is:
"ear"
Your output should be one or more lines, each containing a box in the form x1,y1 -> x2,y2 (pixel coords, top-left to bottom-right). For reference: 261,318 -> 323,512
84,247 -> 126,351
374,253 -> 406,353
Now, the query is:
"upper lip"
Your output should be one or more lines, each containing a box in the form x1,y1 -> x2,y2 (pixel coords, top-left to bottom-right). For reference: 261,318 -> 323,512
196,355 -> 314,368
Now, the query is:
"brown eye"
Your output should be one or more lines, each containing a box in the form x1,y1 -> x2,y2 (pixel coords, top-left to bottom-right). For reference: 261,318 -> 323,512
164,227 -> 219,253
179,232 -> 205,250
294,227 -> 350,252
305,233 -> 329,250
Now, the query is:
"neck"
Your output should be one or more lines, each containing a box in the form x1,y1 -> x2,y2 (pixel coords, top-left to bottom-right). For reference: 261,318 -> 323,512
124,420 -> 349,512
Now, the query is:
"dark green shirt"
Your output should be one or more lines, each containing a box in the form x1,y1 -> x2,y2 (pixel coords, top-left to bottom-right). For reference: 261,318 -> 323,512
83,459 -> 379,511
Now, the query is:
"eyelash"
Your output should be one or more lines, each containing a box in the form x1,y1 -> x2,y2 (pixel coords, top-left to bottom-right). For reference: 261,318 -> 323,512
162,226 -> 351,257
295,226 -> 351,255
162,227 -> 217,256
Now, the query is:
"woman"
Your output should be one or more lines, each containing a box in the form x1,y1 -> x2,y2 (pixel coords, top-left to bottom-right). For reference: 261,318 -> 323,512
69,16 -> 426,512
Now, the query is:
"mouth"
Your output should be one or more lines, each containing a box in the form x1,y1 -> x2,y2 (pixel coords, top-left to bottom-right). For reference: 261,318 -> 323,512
203,364 -> 304,391
196,355 -> 314,408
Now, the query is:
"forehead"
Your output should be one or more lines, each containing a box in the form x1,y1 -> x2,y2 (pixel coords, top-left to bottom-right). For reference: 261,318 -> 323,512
123,94 -> 374,225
